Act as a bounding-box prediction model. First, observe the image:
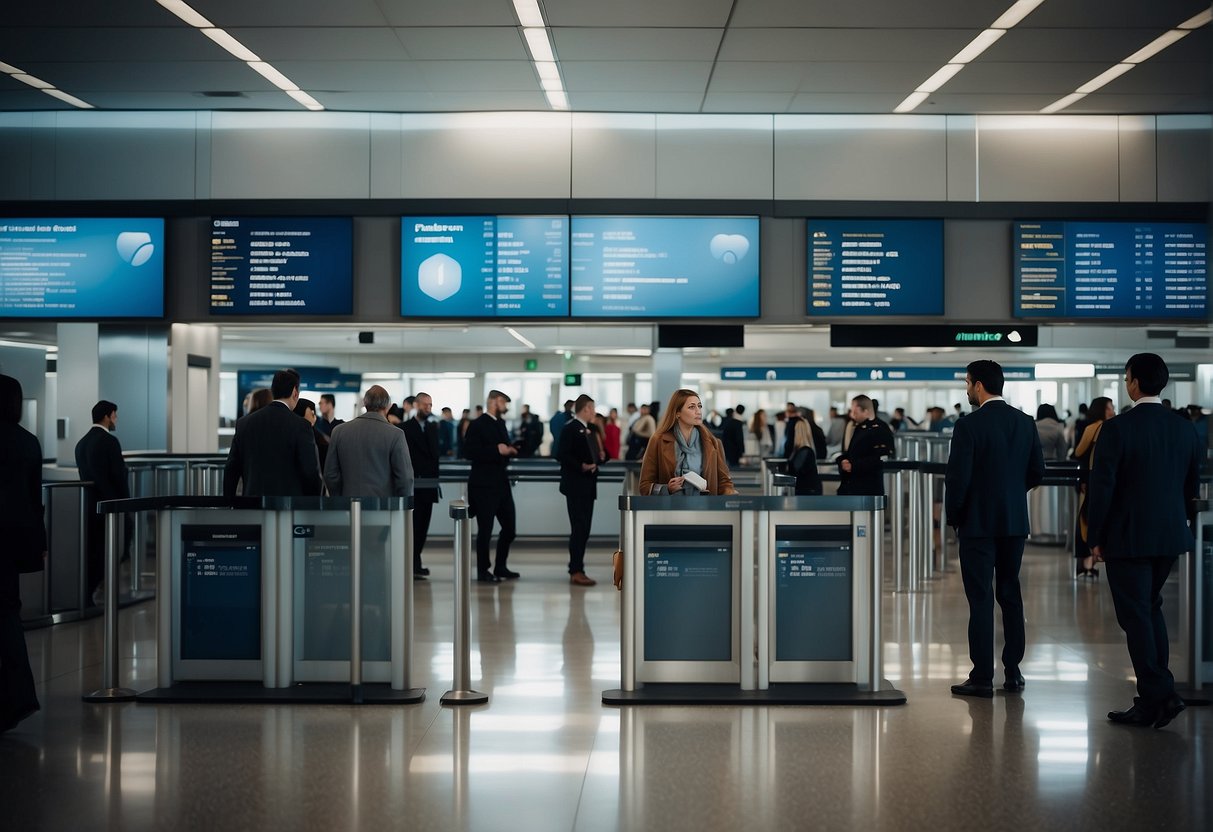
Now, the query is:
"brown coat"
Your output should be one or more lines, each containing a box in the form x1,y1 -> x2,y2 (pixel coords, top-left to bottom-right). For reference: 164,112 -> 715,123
639,427 -> 737,496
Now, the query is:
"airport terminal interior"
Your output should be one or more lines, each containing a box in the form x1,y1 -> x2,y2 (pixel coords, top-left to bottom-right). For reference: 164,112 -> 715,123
2,1 -> 1213,829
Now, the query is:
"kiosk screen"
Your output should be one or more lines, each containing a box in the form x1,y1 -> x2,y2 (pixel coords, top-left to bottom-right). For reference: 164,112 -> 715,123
643,525 -> 733,662
298,525 -> 391,662
181,525 -> 261,661
774,525 -> 853,662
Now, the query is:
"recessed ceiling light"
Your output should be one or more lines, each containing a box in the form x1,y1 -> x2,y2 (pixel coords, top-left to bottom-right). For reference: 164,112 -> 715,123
286,89 -> 324,111
0,61 -> 22,74
1123,29 -> 1190,64
1040,92 -> 1087,114
894,91 -> 930,113
948,29 -> 1006,64
540,78 -> 564,92
916,63 -> 964,93
990,0 -> 1047,30
202,29 -> 261,63
248,61 -> 299,92
523,28 -> 556,63
11,73 -> 52,90
1076,63 -> 1134,94
534,61 -> 561,81
1179,8 -> 1213,29
512,0 -> 545,27
544,89 -> 569,110
43,89 -> 93,109
155,0 -> 213,28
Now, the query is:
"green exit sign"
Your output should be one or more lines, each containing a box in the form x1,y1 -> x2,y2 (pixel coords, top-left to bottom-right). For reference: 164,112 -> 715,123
525,359 -> 538,371
564,373 -> 582,386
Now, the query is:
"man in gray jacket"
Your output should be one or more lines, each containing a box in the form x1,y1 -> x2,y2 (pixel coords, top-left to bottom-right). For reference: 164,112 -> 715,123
324,385 -> 413,499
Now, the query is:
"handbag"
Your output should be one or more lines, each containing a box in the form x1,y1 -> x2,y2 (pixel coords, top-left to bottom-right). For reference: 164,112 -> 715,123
611,549 -> 624,591
8,521 -> 47,574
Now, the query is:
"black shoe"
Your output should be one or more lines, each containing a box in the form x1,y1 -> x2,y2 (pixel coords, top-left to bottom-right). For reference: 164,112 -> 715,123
416,566 -> 430,577
1003,671 -> 1026,692
951,679 -> 994,698
1108,699 -> 1157,727
1088,567 -> 1099,579
1153,695 -> 1186,729
1076,566 -> 1088,578
476,571 -> 502,584
412,572 -> 428,581
494,568 -> 521,580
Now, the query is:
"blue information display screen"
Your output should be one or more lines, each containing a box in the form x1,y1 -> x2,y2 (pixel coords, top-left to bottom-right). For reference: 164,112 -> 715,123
401,215 -> 568,317
1014,221 -> 1209,319
807,220 -> 943,315
643,526 -> 733,662
210,217 -> 353,314
774,526 -> 852,662
570,216 -> 760,318
180,525 -> 261,661
0,218 -> 164,318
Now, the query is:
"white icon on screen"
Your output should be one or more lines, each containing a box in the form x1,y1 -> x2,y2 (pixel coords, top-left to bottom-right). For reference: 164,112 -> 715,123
709,234 -> 750,264
1007,330 -> 1023,343
115,231 -> 155,267
418,253 -> 462,302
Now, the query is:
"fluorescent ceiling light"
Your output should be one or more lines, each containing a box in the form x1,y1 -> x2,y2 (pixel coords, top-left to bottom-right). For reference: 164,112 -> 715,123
990,0 -> 1047,30
544,89 -> 569,110
1123,29 -> 1190,63
362,372 -> 403,380
247,61 -> 299,91
534,61 -> 560,81
286,89 -> 324,110
1076,62 -> 1134,94
202,28 -> 261,62
1179,8 -> 1212,29
12,74 -> 52,90
505,327 -> 537,350
0,61 -> 22,74
523,27 -> 556,63
894,91 -> 930,113
540,78 -> 564,92
155,0 -> 213,28
512,0 -> 546,27
949,28 -> 1006,64
42,89 -> 93,108
916,63 -> 964,93
1035,363 -> 1095,379
1040,92 -> 1087,113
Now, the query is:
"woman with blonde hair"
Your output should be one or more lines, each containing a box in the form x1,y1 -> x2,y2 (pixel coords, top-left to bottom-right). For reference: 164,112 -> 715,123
639,389 -> 736,496
786,418 -> 823,496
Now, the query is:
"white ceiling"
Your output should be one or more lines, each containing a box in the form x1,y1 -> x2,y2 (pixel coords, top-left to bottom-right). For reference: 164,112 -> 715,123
0,0 -> 1207,114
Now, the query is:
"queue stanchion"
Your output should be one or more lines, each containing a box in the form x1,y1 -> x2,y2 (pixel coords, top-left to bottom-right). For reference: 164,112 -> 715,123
908,465 -> 921,592
83,508 -> 137,702
349,498 -> 363,704
442,500 -> 488,706
1182,499 -> 1209,700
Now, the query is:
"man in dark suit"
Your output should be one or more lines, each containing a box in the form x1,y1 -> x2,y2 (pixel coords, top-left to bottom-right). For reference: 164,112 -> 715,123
945,360 -> 1045,698
401,391 -> 440,579
557,394 -> 600,587
315,393 -> 344,437
837,396 -> 895,496
721,404 -> 745,467
74,400 -> 129,602
224,368 -> 321,498
1088,353 -> 1201,729
463,390 -> 519,583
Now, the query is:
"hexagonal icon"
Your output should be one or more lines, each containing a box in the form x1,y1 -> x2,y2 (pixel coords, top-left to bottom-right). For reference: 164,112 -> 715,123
418,252 -> 462,302
115,231 -> 155,267
709,233 -> 750,265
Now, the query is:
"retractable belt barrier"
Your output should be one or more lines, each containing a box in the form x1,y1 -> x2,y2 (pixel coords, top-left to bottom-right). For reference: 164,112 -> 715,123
441,501 -> 488,706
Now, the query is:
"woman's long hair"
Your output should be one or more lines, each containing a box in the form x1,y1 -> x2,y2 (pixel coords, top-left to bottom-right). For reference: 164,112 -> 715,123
654,389 -> 701,437
789,418 -> 812,451
749,409 -> 767,438
1088,396 -> 1113,424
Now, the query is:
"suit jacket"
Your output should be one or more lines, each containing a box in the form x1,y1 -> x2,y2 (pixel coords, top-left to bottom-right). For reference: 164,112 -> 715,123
557,418 -> 600,499
945,399 -> 1045,538
837,418 -> 895,496
639,427 -> 737,496
721,417 -> 745,464
401,415 -> 440,504
462,413 -> 512,489
74,425 -> 129,502
0,422 -> 47,564
224,400 -> 322,498
323,412 -> 413,498
1086,402 -> 1200,558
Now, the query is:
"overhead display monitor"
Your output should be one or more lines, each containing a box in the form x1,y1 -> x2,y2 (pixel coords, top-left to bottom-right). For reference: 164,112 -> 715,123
1014,221 -> 1209,319
570,216 -> 760,318
807,219 -> 944,316
401,215 -> 569,318
210,217 -> 353,314
0,218 -> 164,318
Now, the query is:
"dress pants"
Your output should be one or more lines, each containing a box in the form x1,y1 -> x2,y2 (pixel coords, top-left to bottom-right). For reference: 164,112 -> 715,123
565,492 -> 595,574
958,536 -> 1027,683
468,484 -> 516,575
0,567 -> 39,727
412,498 -> 434,570
1104,556 -> 1178,706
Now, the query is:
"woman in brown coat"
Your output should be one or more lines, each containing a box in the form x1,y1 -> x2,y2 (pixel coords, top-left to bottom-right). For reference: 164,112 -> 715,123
639,389 -> 736,496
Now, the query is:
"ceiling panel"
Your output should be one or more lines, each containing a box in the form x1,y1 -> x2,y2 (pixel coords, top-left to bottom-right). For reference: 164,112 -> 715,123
551,28 -> 724,61
702,92 -> 794,112
395,27 -> 528,60
1156,26 -> 1211,61
561,62 -> 714,92
730,0 -> 1012,29
1068,92 -> 1213,112
946,62 -> 1116,95
918,93 -> 1068,113
544,0 -> 734,28
377,0 -> 518,27
707,62 -> 808,93
1,5 -> 180,26
82,90 -> 303,110
416,61 -> 541,92
718,28 -> 974,63
567,92 -> 705,111
190,0 -> 391,27
1020,0 -> 1210,29
0,28 -> 228,63
20,61 -> 277,93
1098,60 -> 1212,95
272,61 -> 429,92
981,28 -> 1179,63
795,63 -> 942,94
231,28 -> 411,61
0,89 -> 61,109
786,92 -> 906,112
315,90 -> 550,111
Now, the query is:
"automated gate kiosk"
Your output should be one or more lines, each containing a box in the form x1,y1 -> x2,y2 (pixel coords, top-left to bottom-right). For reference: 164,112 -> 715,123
605,494 -> 905,706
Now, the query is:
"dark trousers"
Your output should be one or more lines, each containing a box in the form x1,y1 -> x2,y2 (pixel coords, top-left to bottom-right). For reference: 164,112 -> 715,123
468,484 -> 516,575
0,567 -> 39,725
565,492 -> 595,574
1105,556 -> 1177,706
958,536 -> 1026,682
412,498 -> 434,569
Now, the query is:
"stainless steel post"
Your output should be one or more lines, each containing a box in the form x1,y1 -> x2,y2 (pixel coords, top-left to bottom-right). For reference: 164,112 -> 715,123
83,511 -> 136,701
922,470 -> 934,582
892,470 -> 905,591
621,502 -> 636,692
1195,513 -> 1206,690
868,508 -> 884,692
939,481 -> 949,572
908,467 -> 921,591
349,499 -> 363,704
442,500 -> 488,705
41,485 -> 52,616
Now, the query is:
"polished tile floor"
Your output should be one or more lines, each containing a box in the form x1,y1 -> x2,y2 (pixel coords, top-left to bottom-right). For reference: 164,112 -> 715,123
2,540 -> 1210,831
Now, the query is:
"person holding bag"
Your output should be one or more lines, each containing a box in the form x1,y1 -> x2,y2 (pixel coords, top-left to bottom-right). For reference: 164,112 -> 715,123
786,419 -> 823,496
639,389 -> 736,497
1073,396 -> 1114,578
0,374 -> 44,732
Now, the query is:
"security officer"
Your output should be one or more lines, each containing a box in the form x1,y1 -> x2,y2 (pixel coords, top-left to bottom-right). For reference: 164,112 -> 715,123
557,394 -> 600,586
462,389 -> 519,582
837,394 -> 895,495
401,391 -> 440,579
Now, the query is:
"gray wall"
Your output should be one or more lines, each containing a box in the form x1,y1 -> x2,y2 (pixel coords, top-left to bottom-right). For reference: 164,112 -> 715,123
98,326 -> 169,453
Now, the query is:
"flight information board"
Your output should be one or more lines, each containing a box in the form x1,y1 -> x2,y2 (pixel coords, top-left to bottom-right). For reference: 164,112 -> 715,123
570,216 -> 760,318
210,217 -> 353,314
807,220 -> 943,316
401,215 -> 569,317
0,218 -> 164,318
180,525 -> 261,661
1014,221 -> 1209,319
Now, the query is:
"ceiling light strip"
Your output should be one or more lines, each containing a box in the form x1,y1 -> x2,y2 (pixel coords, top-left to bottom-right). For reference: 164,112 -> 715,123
0,59 -> 93,108
514,1 -> 567,111
154,0 -> 324,111
1041,12 -> 1209,113
506,327 -> 537,350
